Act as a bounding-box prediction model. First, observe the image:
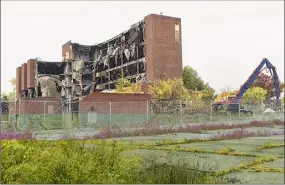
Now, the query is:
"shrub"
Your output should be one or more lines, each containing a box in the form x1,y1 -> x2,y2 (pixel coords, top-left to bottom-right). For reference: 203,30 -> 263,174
212,128 -> 284,140
137,163 -> 225,184
0,131 -> 34,140
1,140 -> 141,184
87,119 -> 284,139
272,119 -> 284,126
1,140 -> 228,184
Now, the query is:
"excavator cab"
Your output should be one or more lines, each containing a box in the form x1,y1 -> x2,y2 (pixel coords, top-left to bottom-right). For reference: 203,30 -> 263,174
227,96 -> 235,101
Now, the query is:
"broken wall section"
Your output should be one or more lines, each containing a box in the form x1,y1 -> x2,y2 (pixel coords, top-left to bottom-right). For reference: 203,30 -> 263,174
36,61 -> 66,98
62,20 -> 146,93
94,20 -> 146,90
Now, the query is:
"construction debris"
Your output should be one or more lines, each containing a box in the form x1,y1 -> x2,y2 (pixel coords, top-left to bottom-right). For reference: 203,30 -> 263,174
264,108 -> 275,113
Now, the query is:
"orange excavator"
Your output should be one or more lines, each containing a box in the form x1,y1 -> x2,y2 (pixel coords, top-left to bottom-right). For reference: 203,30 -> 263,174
212,58 -> 281,115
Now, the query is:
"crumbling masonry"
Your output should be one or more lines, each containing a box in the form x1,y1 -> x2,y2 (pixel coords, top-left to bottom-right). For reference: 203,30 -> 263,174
15,14 -> 183,117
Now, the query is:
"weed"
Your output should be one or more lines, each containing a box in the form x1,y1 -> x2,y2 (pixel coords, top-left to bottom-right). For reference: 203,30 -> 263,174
137,163 -> 225,184
136,144 -> 262,158
0,131 -> 34,140
271,119 -> 285,126
212,128 -> 284,140
225,176 -> 247,184
1,140 -> 138,183
217,147 -> 236,155
135,152 -> 225,184
248,166 -> 284,173
216,156 -> 276,176
86,119 -> 284,139
1,140 -> 228,184
254,143 -> 285,151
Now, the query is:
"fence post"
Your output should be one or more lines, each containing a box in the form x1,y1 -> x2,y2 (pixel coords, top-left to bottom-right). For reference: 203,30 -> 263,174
210,99 -> 213,122
146,100 -> 149,124
238,103 -> 240,120
13,99 -> 16,130
261,102 -> 264,120
109,101 -> 112,128
0,98 -> 2,134
43,101 -> 46,127
180,99 -> 183,128
18,98 -> 20,131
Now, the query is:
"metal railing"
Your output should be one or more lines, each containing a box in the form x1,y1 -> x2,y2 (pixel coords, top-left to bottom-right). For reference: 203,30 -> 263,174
1,99 -> 283,135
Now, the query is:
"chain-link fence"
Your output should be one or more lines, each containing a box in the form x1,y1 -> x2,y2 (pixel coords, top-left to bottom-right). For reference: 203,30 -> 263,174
148,99 -> 284,127
77,101 -> 149,129
0,100 -> 16,130
17,99 -> 63,131
1,99 -> 284,137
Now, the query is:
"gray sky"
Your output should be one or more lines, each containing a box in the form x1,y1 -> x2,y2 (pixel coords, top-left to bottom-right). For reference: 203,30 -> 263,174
1,1 -> 284,93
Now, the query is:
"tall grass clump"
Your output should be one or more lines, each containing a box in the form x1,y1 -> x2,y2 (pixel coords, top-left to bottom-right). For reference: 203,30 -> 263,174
137,163 -> 225,184
1,140 -> 141,184
1,140 -> 228,184
89,119 -> 285,139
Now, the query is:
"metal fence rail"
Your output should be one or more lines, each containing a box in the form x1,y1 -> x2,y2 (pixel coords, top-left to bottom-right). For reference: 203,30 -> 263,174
1,99 -> 284,134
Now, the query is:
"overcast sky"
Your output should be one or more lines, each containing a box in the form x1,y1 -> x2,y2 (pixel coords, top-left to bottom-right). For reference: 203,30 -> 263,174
1,1 -> 284,93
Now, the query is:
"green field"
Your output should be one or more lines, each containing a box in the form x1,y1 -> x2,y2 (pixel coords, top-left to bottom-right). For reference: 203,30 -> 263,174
31,127 -> 284,183
2,117 -> 284,184
122,138 -> 284,183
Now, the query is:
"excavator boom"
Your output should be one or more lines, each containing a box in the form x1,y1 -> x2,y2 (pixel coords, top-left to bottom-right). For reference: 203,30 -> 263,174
233,58 -> 280,103
213,58 -> 281,114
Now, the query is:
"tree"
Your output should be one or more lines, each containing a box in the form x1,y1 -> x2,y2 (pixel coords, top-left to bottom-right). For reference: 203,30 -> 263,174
115,77 -> 142,93
199,83 -> 215,101
35,57 -> 42,61
10,78 -> 16,91
114,77 -> 190,101
148,78 -> 190,100
252,73 -> 284,100
182,66 -> 205,91
242,87 -> 267,105
8,78 -> 16,100
192,84 -> 215,102
115,77 -> 131,92
1,78 -> 16,101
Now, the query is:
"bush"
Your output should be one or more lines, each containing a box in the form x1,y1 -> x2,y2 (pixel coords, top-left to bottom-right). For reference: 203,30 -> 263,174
1,140 -> 141,184
137,163 -> 225,184
1,140 -> 227,184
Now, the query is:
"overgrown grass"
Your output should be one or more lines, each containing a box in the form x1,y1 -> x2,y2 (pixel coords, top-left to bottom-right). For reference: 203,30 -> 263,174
137,145 -> 262,158
0,131 -> 33,140
1,119 -> 283,140
248,166 -> 284,173
137,163 -> 225,184
1,140 -> 228,184
254,143 -> 285,151
216,156 -> 276,176
90,119 -> 284,139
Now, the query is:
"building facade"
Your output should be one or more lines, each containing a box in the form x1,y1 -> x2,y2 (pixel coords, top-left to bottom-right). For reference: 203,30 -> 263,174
14,13 -> 182,116
62,13 -> 183,92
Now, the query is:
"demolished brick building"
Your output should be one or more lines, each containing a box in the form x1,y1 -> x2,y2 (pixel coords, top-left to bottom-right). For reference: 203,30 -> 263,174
15,14 -> 183,118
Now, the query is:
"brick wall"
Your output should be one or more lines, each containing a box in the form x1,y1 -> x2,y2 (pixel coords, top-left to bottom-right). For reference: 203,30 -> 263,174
62,40 -> 73,61
21,63 -> 27,91
144,14 -> 183,81
18,97 -> 62,115
27,59 -> 36,88
79,92 -> 151,114
16,67 -> 21,98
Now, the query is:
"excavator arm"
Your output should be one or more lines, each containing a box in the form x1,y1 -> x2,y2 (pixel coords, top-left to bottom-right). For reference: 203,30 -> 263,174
233,58 -> 280,104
